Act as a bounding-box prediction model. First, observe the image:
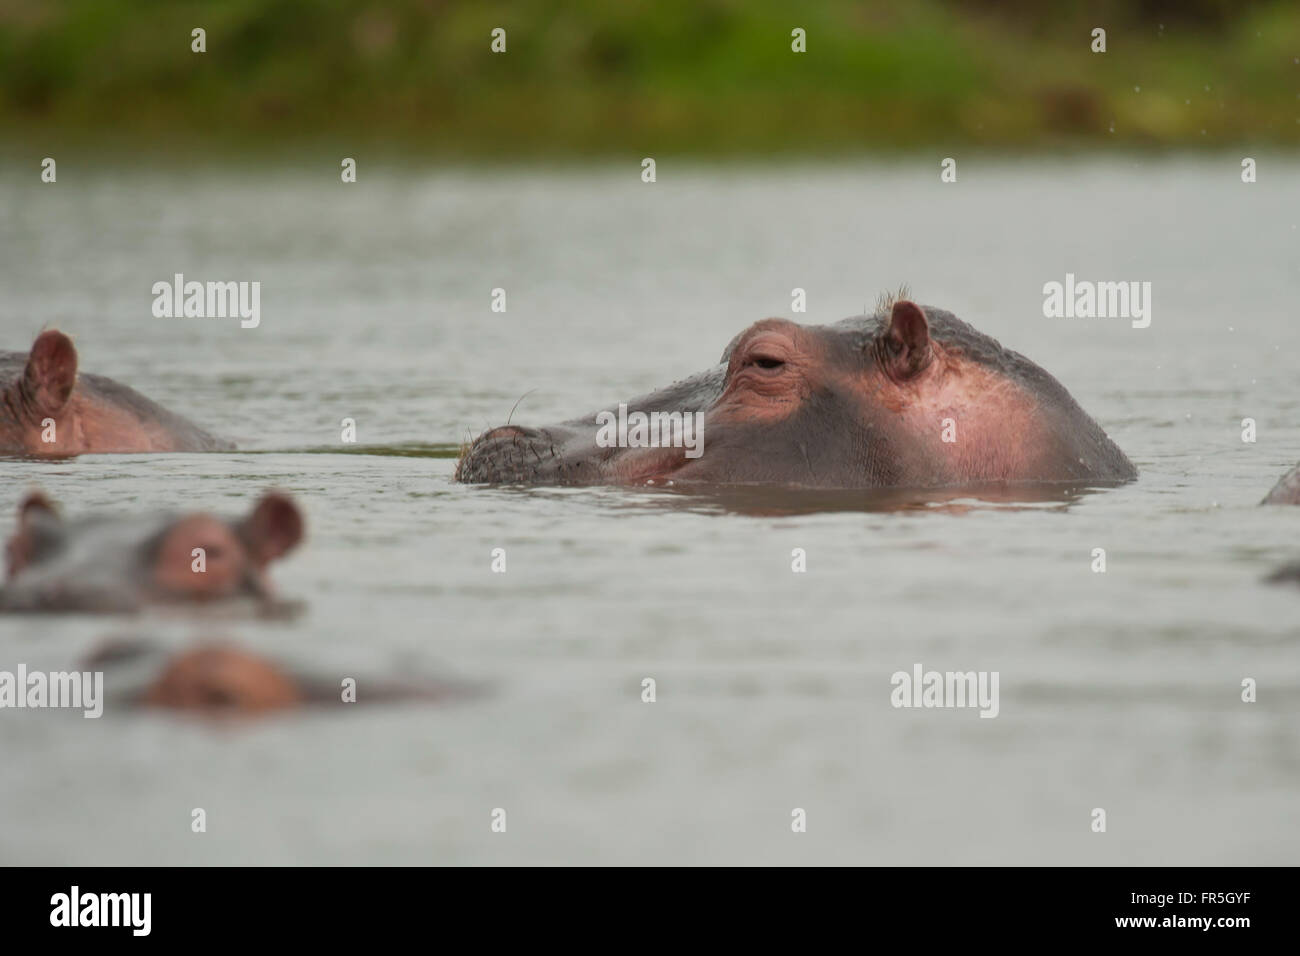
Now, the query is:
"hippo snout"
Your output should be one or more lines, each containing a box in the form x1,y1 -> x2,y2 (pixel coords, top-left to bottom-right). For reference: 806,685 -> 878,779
456,425 -> 560,484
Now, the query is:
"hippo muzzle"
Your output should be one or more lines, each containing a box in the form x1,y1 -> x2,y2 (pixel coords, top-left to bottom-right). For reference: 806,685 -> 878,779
457,424 -> 614,485
458,413 -> 705,485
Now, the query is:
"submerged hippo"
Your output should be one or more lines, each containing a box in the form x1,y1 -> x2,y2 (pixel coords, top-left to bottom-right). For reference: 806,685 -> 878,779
0,329 -> 231,455
1262,464 -> 1300,505
132,643 -> 305,714
1,490 -> 303,613
457,300 -> 1136,488
83,639 -> 478,718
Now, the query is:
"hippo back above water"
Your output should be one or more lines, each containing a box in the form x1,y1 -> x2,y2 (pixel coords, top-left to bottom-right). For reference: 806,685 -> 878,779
0,330 -> 231,455
457,299 -> 1137,489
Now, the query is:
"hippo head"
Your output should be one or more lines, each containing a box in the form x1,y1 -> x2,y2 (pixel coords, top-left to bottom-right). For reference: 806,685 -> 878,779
0,330 -> 83,455
0,329 -> 230,455
142,645 -> 304,715
1,490 -> 304,613
456,300 -> 1136,489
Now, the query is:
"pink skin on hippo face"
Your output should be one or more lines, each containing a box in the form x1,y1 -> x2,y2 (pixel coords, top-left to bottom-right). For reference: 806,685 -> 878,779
0,330 -> 232,456
0,491 -> 304,613
456,300 -> 1138,489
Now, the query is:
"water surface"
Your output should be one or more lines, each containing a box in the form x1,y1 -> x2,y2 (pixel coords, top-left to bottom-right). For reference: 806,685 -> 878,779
1,158 -> 1297,864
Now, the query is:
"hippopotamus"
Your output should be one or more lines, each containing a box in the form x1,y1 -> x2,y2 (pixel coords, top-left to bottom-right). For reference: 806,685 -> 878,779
456,300 -> 1137,488
1262,465 -> 1300,584
141,644 -> 306,714
1262,464 -> 1300,505
81,639 -> 477,718
0,329 -> 231,455
1,490 -> 303,613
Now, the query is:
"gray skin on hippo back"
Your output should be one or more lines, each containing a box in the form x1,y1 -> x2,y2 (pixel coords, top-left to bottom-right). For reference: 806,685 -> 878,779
457,303 -> 1137,489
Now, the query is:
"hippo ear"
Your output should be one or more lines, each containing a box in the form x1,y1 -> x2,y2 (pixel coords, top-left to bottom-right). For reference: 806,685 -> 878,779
17,490 -> 58,523
7,490 -> 60,581
240,492 -> 304,566
24,330 -> 78,415
881,300 -> 933,378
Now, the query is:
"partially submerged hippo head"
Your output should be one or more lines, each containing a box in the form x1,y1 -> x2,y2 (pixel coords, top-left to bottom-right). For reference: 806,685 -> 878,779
0,329 -> 232,455
82,638 -> 480,718
142,645 -> 304,714
457,300 -> 1137,489
139,645 -> 480,716
1,490 -> 304,613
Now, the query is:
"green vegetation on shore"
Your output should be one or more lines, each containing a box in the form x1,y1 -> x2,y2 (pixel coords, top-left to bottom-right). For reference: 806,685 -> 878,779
1,0 -> 1297,155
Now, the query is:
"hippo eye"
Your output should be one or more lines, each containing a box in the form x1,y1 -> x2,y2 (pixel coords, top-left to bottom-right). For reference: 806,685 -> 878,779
751,356 -> 786,370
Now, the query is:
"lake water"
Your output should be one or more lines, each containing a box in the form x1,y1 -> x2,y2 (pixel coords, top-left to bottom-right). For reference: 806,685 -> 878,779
1,157 -> 1297,864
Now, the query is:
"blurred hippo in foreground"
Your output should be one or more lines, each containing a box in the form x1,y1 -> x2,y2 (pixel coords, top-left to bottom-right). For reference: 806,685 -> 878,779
1,490 -> 303,613
457,300 -> 1137,489
1262,463 -> 1300,505
83,639 -> 478,718
0,330 -> 231,455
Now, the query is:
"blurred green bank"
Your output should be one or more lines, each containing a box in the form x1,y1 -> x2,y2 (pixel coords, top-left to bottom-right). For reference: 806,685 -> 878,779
1,0 -> 1296,155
